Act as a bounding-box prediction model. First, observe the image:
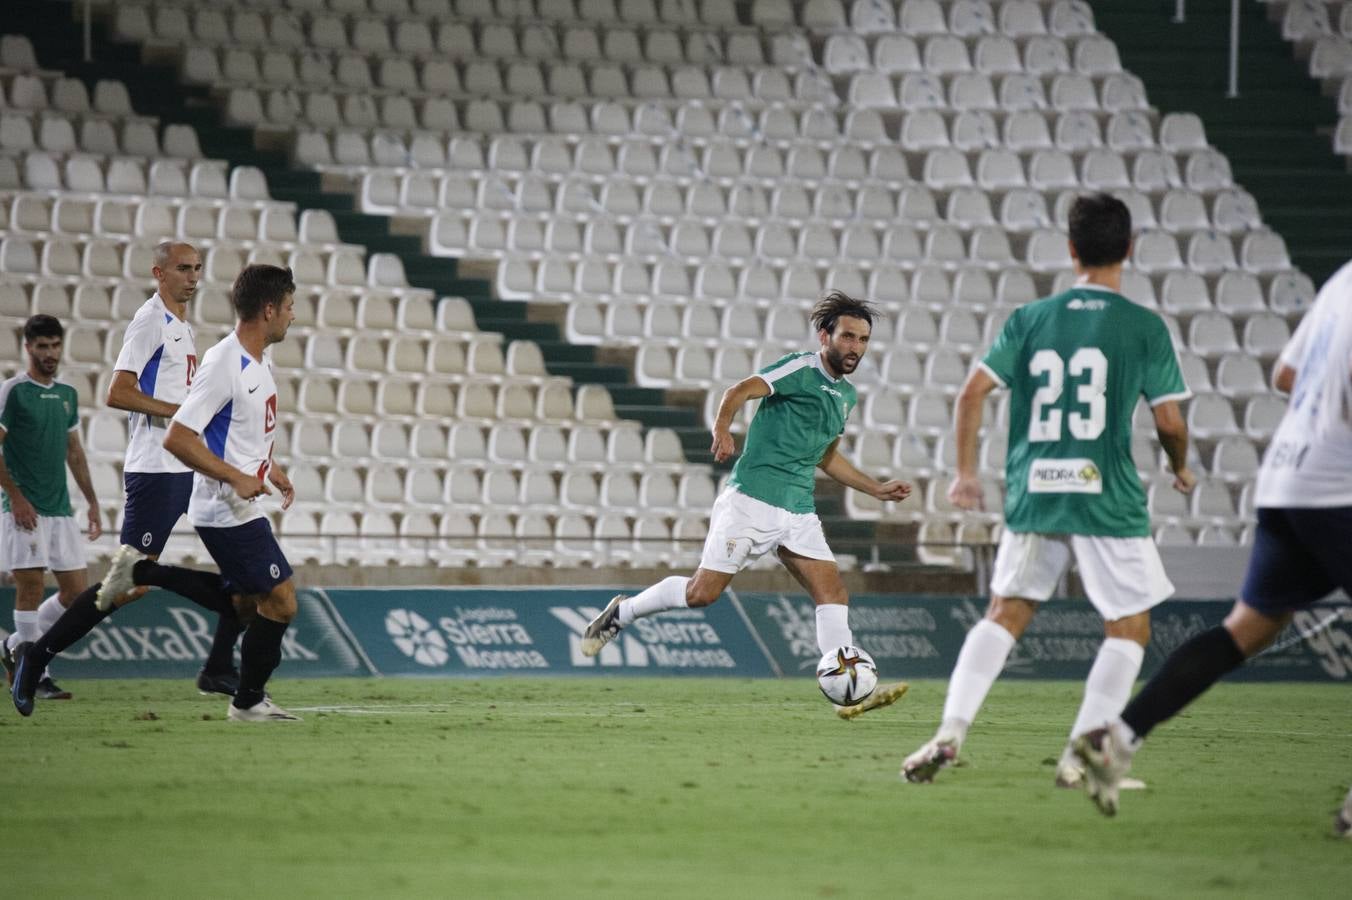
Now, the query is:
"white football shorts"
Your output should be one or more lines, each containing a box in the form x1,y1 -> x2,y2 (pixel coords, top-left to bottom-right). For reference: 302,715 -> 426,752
698,489 -> 835,574
990,529 -> 1174,620
0,512 -> 86,573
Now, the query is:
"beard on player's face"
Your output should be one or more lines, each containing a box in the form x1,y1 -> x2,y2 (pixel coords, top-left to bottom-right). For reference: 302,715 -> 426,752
824,343 -> 861,374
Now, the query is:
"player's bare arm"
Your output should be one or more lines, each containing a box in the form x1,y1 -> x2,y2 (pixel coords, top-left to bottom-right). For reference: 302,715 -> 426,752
0,429 -> 36,530
817,437 -> 912,502
1272,363 -> 1296,395
268,460 -> 295,511
105,369 -> 179,419
65,430 -> 101,540
1151,401 -> 1195,494
163,420 -> 270,501
710,374 -> 772,464
947,368 -> 998,511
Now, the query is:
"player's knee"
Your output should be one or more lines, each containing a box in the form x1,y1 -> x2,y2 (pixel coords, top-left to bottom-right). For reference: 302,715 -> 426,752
986,595 -> 1036,637
258,581 -> 297,623
684,580 -> 720,608
1105,613 -> 1150,646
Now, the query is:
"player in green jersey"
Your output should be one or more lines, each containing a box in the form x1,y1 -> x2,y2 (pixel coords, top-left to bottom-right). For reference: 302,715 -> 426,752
581,292 -> 913,717
902,194 -> 1197,785
0,315 -> 101,700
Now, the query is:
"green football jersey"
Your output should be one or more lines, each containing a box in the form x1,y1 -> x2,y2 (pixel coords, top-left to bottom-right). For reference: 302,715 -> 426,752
980,287 -> 1189,537
0,374 -> 79,517
728,351 -> 858,514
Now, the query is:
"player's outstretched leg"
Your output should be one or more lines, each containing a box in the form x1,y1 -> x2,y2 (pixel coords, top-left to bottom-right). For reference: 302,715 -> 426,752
581,594 -> 626,657
1072,723 -> 1137,817
581,576 -> 698,658
836,682 -> 909,721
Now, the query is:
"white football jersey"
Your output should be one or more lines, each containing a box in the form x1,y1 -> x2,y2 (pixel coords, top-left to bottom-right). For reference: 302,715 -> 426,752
113,293 -> 197,474
173,331 -> 279,528
1255,261 -> 1352,508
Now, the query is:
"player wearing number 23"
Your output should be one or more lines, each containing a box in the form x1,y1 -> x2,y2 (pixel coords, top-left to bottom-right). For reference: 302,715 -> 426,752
901,193 -> 1197,789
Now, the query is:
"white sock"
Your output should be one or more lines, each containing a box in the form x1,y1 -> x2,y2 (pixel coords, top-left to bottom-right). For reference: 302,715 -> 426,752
37,592 -> 64,635
1068,637 -> 1145,742
13,609 -> 39,644
1109,717 -> 1142,753
815,604 -> 853,655
939,619 -> 1018,745
618,576 -> 689,626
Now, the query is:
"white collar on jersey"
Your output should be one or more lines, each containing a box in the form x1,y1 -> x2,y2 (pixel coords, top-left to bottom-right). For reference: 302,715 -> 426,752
812,350 -> 844,383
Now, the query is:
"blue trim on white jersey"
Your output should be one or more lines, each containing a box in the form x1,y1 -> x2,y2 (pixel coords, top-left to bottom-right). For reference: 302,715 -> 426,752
138,343 -> 165,397
204,400 -> 233,458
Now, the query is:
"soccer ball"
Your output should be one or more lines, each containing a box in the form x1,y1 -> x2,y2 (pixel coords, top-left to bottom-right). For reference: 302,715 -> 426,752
816,646 -> 878,706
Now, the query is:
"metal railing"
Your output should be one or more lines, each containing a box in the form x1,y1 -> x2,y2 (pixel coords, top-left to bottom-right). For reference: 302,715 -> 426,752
1169,0 -> 1242,99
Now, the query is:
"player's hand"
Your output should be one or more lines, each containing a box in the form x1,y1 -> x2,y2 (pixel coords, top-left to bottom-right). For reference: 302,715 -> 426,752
710,428 -> 736,464
872,479 -> 912,502
947,474 -> 984,511
269,468 -> 295,511
86,505 -> 102,541
10,494 -> 37,530
1171,466 -> 1197,495
229,473 -> 271,501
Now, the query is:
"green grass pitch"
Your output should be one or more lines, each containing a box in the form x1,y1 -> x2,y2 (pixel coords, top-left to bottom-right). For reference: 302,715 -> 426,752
1,677 -> 1347,899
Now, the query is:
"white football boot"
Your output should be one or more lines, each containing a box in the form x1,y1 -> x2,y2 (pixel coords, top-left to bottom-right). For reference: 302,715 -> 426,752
580,595 -> 625,657
228,697 -> 303,722
902,735 -> 960,784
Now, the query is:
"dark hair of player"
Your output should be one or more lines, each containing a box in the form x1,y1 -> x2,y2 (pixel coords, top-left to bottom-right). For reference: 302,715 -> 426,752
231,264 -> 296,321
23,314 -> 64,344
810,290 -> 879,336
1068,192 -> 1132,268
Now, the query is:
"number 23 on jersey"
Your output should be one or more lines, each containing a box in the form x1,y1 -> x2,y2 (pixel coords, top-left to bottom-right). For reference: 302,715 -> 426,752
1028,347 -> 1107,443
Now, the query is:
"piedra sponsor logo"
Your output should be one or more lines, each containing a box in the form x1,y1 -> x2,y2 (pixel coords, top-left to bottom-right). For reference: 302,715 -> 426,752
1027,458 -> 1102,494
386,606 -> 547,670
549,606 -> 735,669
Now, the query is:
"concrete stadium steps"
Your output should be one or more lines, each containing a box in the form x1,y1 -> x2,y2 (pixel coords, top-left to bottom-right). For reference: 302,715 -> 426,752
1097,0 -> 1352,286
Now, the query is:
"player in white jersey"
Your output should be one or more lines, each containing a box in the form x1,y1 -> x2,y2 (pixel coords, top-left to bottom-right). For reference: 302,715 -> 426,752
16,265 -> 300,721
12,243 -> 245,710
1076,259 -> 1352,827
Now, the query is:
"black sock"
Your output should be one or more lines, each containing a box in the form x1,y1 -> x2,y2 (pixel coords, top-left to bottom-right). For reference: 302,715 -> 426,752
203,614 -> 242,675
233,615 -> 288,709
1121,626 -> 1246,740
132,561 -> 233,617
28,584 -> 112,672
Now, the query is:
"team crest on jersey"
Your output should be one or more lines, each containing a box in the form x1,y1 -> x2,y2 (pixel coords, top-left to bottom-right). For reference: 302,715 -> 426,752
264,394 -> 277,433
